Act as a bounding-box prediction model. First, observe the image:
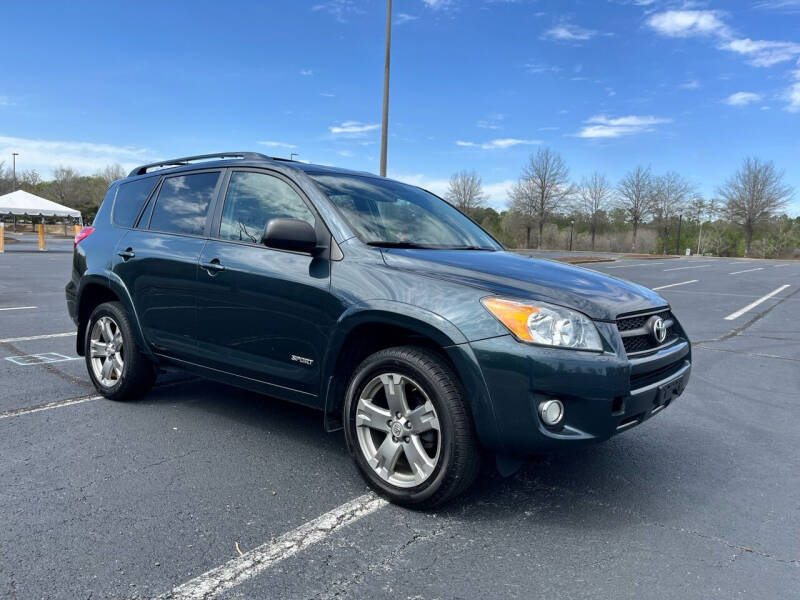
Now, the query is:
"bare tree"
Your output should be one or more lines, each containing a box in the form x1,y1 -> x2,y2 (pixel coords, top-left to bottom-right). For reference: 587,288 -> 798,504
718,157 -> 793,256
508,147 -> 573,249
97,164 -> 127,187
445,170 -> 486,215
616,165 -> 655,252
653,171 -> 695,254
577,172 -> 612,250
50,166 -> 80,206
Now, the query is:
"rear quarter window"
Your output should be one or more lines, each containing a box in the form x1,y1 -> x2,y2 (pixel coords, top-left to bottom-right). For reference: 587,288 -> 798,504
112,178 -> 159,227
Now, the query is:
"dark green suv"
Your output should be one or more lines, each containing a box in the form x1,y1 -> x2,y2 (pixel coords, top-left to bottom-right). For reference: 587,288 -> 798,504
66,152 -> 691,508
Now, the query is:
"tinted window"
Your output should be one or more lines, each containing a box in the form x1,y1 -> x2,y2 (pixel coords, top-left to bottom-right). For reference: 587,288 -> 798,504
310,174 -> 500,250
149,172 -> 220,235
219,171 -> 315,243
112,178 -> 158,227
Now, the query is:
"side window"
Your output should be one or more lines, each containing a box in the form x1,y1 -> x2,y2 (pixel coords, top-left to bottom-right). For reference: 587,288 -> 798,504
112,177 -> 158,227
149,172 -> 220,235
219,171 -> 315,243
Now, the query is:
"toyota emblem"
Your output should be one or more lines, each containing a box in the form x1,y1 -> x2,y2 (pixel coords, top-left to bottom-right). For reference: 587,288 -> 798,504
649,316 -> 667,344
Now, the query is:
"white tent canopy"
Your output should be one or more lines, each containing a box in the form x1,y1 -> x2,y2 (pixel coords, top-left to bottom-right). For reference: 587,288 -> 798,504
0,190 -> 81,219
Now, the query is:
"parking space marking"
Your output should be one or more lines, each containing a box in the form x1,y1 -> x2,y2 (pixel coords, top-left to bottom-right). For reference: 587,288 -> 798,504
774,264 -> 791,267
5,352 -> 80,366
652,280 -> 698,291
0,394 -> 101,421
0,331 -> 76,344
729,267 -> 764,275
663,265 -> 712,271
605,262 -> 664,269
724,284 -> 791,321
0,305 -> 37,311
156,493 -> 388,600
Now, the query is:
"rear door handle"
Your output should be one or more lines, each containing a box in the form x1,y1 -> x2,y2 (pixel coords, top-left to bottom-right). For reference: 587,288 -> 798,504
117,248 -> 135,260
200,258 -> 225,274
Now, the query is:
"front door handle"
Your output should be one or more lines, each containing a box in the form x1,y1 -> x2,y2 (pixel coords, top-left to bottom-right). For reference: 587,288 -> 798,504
117,248 -> 135,260
200,258 -> 225,275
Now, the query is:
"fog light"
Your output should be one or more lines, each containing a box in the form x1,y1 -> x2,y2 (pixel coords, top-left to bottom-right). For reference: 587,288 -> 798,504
539,399 -> 564,426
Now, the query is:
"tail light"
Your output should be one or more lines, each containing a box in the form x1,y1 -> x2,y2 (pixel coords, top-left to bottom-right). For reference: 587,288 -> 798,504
74,226 -> 95,248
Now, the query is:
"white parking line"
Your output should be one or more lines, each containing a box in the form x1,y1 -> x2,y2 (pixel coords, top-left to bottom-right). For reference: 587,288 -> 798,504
652,280 -> 698,291
663,265 -> 712,271
0,395 -> 101,421
724,284 -> 791,321
0,331 -> 76,344
156,493 -> 388,600
774,264 -> 791,267
729,267 -> 764,275
605,262 -> 664,269
0,306 -> 37,311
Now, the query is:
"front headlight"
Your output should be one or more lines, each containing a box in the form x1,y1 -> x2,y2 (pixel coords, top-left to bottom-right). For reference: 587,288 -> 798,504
481,297 -> 604,351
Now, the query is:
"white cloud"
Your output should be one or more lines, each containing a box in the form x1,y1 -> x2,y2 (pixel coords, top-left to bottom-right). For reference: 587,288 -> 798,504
320,92 -> 336,97
312,0 -> 361,23
395,13 -> 418,25
456,138 -> 540,150
258,140 -> 297,149
755,0 -> 800,10
300,69 -> 313,76
483,180 -> 516,209
576,115 -> 671,138
0,135 -> 154,176
543,23 -> 599,42
679,79 -> 700,89
646,10 -> 729,38
720,38 -> 800,67
724,91 -> 763,106
0,96 -> 16,107
329,121 -> 380,135
422,0 -> 454,9
525,61 -> 560,74
786,81 -> 800,112
477,113 -> 504,129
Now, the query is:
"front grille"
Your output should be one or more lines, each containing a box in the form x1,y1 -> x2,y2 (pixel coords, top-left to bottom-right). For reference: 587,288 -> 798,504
616,309 -> 676,355
630,358 -> 685,390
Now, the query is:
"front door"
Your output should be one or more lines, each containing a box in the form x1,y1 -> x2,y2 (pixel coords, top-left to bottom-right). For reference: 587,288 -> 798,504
194,169 -> 336,399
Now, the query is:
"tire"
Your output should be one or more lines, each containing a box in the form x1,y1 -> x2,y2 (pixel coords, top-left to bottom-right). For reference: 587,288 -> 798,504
84,301 -> 156,401
344,345 -> 480,509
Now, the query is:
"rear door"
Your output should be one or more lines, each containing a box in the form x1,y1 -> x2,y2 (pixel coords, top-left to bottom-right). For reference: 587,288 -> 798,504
113,170 -> 222,360
194,168 -> 337,399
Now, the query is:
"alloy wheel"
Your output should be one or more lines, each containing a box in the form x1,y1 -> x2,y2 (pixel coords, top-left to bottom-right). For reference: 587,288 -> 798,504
89,316 -> 124,388
355,373 -> 441,488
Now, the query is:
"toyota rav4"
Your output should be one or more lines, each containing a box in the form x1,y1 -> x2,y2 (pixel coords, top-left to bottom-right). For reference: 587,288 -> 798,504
66,152 -> 691,508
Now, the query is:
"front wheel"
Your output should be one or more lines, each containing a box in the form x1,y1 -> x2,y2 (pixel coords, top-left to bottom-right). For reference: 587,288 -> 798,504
344,346 -> 480,508
85,301 -> 156,401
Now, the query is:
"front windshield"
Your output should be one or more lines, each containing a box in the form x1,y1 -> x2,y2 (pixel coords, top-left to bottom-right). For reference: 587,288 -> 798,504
309,173 -> 501,250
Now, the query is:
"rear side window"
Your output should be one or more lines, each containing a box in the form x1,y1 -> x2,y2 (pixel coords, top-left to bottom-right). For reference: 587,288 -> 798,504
219,171 -> 315,243
112,178 -> 158,227
149,172 -> 220,236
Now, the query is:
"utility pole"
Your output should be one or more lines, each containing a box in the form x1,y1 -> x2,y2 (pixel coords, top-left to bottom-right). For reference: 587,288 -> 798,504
675,214 -> 682,256
12,153 -> 19,189
379,0 -> 392,177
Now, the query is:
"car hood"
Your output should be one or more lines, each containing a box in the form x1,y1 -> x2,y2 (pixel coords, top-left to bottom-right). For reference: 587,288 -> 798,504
380,249 -> 667,321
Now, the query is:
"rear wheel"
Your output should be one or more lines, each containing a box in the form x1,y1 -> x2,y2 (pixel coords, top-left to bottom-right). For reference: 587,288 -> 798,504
344,346 -> 480,508
85,301 -> 156,400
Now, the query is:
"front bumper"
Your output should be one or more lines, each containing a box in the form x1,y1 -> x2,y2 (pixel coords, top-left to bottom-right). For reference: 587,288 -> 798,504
469,329 -> 691,455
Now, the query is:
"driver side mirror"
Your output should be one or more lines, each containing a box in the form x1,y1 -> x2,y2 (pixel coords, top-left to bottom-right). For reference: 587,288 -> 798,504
261,218 -> 319,254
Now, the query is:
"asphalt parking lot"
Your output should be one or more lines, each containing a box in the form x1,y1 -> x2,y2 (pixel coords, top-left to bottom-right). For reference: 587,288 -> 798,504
1,238 -> 798,599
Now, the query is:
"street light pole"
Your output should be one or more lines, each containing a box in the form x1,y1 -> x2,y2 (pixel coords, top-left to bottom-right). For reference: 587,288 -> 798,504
12,153 -> 19,189
569,219 -> 575,251
379,0 -> 392,177
675,214 -> 682,256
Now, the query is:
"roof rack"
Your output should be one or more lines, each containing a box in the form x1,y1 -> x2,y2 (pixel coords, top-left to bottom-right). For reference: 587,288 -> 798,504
128,152 -> 273,177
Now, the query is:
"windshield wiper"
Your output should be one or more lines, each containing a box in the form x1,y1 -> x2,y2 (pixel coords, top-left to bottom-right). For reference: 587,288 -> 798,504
366,241 -> 438,249
446,245 -> 497,251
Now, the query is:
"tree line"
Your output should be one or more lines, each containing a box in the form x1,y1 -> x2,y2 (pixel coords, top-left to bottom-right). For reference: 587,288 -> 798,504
0,163 -> 126,222
445,148 -> 797,258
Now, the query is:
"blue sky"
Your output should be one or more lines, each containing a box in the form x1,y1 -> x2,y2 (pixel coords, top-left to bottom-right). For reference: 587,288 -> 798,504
1,0 -> 799,214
